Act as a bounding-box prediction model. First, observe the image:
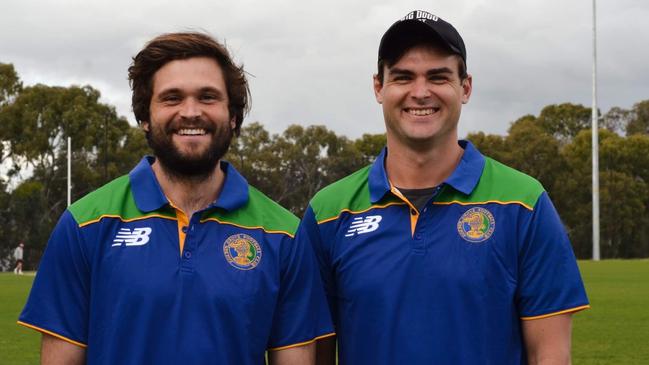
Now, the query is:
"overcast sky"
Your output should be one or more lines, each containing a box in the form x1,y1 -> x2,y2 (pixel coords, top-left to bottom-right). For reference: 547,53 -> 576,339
1,0 -> 647,139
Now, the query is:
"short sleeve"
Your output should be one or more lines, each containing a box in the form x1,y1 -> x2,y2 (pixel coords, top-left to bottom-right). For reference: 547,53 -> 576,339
517,192 -> 590,319
267,216 -> 334,350
298,206 -> 338,327
18,210 -> 90,347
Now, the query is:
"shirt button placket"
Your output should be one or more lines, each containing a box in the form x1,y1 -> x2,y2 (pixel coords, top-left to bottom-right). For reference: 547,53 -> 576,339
412,207 -> 429,252
181,219 -> 198,273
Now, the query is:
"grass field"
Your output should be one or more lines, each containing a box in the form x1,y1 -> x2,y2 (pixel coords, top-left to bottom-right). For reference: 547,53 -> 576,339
1,260 -> 648,364
572,260 -> 649,364
0,272 -> 39,364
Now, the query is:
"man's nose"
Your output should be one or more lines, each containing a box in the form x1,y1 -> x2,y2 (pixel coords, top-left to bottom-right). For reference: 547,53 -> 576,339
179,98 -> 201,119
410,78 -> 432,100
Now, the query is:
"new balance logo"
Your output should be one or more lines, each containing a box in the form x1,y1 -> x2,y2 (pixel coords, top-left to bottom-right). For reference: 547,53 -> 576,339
345,215 -> 382,237
112,227 -> 152,247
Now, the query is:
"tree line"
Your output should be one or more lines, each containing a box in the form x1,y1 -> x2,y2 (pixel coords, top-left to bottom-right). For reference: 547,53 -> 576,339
1,62 -> 648,269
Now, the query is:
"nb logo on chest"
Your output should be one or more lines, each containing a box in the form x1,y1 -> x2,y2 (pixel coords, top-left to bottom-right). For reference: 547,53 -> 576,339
345,215 -> 382,237
112,227 -> 152,247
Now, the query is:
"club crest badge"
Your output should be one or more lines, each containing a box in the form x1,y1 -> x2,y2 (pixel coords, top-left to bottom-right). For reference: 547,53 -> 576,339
457,207 -> 495,243
223,234 -> 262,270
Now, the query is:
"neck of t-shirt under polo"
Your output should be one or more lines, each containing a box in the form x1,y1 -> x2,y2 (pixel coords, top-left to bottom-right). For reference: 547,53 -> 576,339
396,186 -> 443,212
390,184 -> 442,236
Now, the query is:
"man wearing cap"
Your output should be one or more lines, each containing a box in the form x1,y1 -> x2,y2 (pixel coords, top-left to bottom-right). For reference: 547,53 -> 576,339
300,10 -> 589,365
18,32 -> 333,365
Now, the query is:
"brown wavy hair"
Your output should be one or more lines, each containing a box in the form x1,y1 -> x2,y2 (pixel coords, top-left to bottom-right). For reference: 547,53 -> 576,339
128,32 -> 250,136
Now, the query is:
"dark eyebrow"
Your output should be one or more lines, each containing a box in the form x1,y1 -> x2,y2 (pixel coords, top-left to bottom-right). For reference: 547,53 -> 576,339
388,68 -> 415,77
200,87 -> 227,100
427,67 -> 453,76
388,67 -> 454,77
156,87 -> 225,99
157,88 -> 182,99
199,87 -> 224,95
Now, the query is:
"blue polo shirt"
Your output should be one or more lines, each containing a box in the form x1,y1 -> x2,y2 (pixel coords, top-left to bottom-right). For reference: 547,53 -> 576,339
299,141 -> 589,365
19,157 -> 334,364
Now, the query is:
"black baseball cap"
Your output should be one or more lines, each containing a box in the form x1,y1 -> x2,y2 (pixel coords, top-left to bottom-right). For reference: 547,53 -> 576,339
378,10 -> 466,64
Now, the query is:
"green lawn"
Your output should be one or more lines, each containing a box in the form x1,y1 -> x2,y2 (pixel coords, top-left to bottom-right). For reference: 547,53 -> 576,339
1,260 -> 648,364
573,260 -> 649,364
0,273 -> 40,365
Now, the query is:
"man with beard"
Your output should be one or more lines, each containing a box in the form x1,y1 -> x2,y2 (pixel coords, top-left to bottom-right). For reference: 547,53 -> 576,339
18,32 -> 334,365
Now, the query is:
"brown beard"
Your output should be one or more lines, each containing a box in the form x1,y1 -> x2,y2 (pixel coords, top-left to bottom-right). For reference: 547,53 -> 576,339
146,117 -> 233,182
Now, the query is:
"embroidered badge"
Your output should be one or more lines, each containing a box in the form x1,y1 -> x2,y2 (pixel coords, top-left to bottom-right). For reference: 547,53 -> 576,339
223,234 -> 262,270
457,207 -> 495,243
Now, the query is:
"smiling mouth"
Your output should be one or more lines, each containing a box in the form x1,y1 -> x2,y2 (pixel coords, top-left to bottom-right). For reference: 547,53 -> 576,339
404,107 -> 440,116
176,128 -> 207,136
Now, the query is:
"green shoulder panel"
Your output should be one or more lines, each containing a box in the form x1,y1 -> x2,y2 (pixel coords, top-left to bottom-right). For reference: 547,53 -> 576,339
310,165 -> 380,223
201,186 -> 299,236
436,157 -> 545,210
68,175 -> 173,225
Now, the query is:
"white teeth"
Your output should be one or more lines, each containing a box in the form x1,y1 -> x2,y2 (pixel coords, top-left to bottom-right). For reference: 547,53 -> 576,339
407,108 -> 436,116
177,128 -> 206,136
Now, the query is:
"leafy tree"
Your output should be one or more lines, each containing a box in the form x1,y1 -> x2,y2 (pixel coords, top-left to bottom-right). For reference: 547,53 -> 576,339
467,131 -> 508,162
0,179 -> 12,270
268,124 -> 363,215
558,129 -> 649,258
598,133 -> 649,258
537,103 -> 592,144
602,106 -> 630,135
506,115 -> 565,198
0,63 -> 23,166
227,121 -> 280,201
599,170 -> 649,258
0,82 -> 148,266
626,100 -> 649,136
557,130 -> 598,258
354,133 -> 387,163
4,181 -> 49,269
228,124 -> 379,216
0,63 -> 22,107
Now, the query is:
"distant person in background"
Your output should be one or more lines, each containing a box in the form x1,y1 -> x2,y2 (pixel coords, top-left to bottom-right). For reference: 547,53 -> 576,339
13,242 -> 24,275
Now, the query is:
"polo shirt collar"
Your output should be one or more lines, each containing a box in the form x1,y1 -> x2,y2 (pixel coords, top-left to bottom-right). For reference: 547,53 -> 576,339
129,156 -> 167,212
129,156 -> 249,212
213,161 -> 249,211
368,140 -> 485,203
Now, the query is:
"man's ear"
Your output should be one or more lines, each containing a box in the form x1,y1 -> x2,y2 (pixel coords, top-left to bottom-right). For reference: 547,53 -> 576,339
373,74 -> 384,104
461,74 -> 473,104
230,117 -> 236,131
141,121 -> 150,132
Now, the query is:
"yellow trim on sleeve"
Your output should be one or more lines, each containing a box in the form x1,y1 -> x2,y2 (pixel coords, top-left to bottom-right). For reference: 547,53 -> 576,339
199,218 -> 295,238
17,321 -> 87,348
433,200 -> 534,211
78,214 -> 177,227
81,212 -> 296,239
520,305 -> 591,321
267,332 -> 336,351
316,202 -> 406,225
